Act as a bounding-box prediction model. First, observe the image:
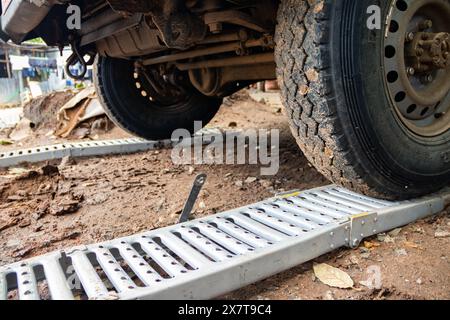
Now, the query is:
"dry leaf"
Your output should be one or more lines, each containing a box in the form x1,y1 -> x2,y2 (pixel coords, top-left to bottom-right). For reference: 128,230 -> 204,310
403,241 -> 423,250
0,140 -> 13,145
364,240 -> 380,249
313,263 -> 354,289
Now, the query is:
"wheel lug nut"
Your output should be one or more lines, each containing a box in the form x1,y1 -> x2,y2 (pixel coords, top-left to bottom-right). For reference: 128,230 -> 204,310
420,74 -> 433,83
406,32 -> 415,42
406,67 -> 415,76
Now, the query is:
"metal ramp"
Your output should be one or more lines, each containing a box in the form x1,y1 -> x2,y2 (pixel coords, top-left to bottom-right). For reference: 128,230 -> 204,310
0,128 -> 223,168
1,185 -> 448,300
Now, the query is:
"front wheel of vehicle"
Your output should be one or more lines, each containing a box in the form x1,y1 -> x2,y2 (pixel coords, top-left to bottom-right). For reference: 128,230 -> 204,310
275,0 -> 450,199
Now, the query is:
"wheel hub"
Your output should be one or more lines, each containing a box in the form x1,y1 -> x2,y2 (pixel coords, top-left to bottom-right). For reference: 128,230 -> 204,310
407,31 -> 450,72
133,63 -> 189,108
384,0 -> 450,136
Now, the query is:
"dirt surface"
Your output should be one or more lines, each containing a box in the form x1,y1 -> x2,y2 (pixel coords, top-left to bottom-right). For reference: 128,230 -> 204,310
0,91 -> 448,300
0,90 -> 130,153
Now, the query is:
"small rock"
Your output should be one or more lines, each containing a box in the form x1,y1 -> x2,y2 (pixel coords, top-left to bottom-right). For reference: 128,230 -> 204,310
12,246 -> 33,258
416,278 -> 423,285
359,247 -> 370,253
187,166 -> 195,175
157,216 -> 167,224
6,239 -> 21,248
15,190 -> 29,197
7,195 -> 26,201
359,279 -> 380,290
45,130 -> 55,137
360,252 -> 371,259
245,177 -> 257,184
49,197 -> 81,216
388,228 -> 402,237
349,255 -> 359,265
59,156 -> 75,168
299,84 -> 309,96
394,248 -> 407,256
38,183 -> 53,193
324,291 -> 335,300
235,180 -> 244,188
8,167 -> 30,176
259,179 -> 273,188
199,201 -> 206,209
18,219 -> 31,228
32,201 -> 50,220
41,164 -> 59,176
60,231 -> 81,241
383,235 -> 395,243
82,182 -> 97,187
155,197 -> 166,212
306,68 -> 319,82
434,230 -> 450,238
412,226 -> 425,234
86,193 -> 109,206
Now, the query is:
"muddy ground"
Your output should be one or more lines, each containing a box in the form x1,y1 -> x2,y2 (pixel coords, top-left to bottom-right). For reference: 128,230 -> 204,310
0,91 -> 449,300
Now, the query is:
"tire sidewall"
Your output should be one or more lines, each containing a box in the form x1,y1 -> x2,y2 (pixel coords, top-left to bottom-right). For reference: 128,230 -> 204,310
330,0 -> 450,183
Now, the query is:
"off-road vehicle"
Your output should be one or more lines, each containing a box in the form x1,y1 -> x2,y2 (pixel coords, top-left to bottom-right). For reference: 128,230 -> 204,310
1,0 -> 449,199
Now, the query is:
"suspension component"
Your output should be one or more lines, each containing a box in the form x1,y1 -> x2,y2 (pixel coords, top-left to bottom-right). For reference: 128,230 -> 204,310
65,37 -> 96,80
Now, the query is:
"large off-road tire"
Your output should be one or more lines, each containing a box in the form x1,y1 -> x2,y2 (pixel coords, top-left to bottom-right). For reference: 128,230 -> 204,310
275,0 -> 450,199
94,56 -> 222,140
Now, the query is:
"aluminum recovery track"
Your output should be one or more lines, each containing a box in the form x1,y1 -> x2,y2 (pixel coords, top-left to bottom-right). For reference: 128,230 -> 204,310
0,128 -> 222,168
0,185 -> 448,300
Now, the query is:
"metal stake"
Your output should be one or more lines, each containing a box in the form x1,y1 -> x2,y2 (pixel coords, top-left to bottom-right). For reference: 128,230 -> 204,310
179,173 -> 207,223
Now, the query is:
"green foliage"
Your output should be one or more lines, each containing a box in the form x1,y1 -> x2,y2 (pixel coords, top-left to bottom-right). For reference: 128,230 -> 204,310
24,38 -> 46,45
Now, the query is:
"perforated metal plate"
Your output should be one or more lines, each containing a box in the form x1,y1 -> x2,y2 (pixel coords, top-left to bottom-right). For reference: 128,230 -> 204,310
0,128 -> 223,168
1,185 -> 447,300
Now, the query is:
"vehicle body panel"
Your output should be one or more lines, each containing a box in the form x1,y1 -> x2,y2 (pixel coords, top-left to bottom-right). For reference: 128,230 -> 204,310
0,0 -> 55,42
